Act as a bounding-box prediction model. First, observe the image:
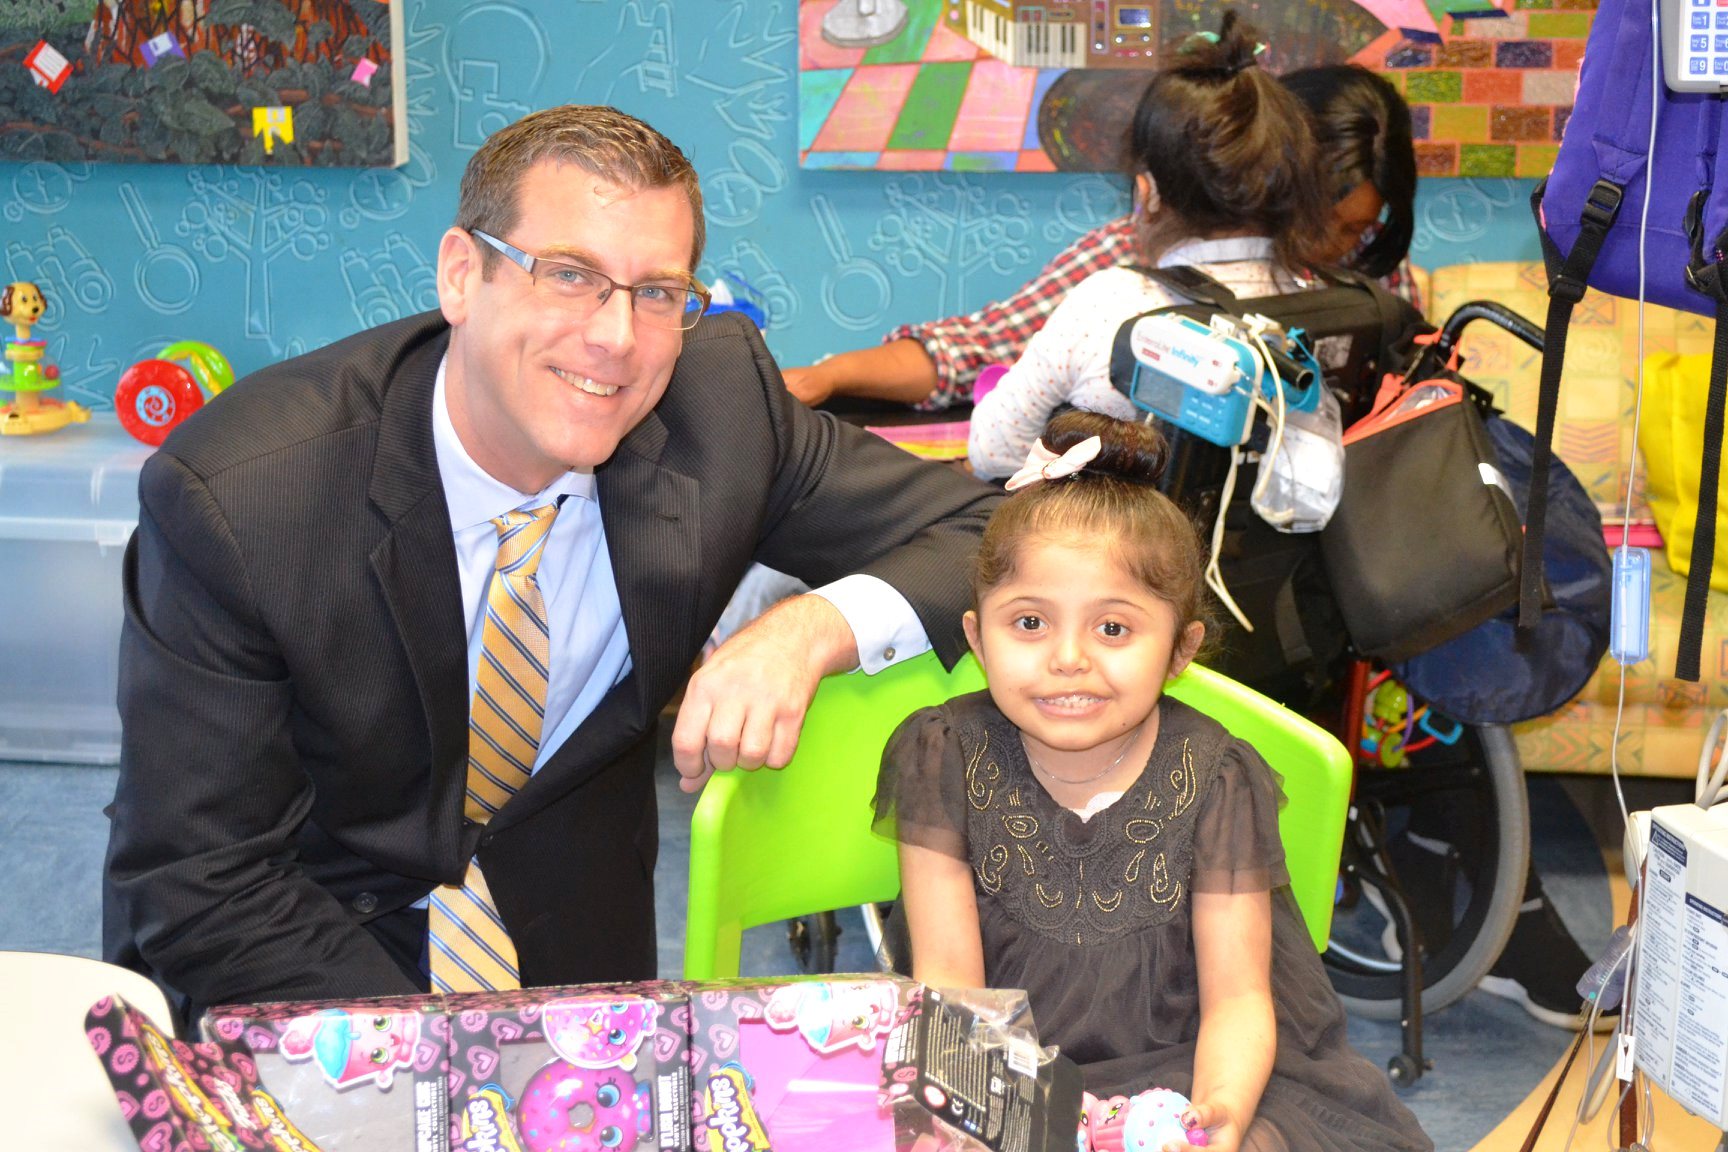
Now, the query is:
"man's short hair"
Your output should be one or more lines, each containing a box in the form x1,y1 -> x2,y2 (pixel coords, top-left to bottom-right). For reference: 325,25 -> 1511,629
455,105 -> 705,273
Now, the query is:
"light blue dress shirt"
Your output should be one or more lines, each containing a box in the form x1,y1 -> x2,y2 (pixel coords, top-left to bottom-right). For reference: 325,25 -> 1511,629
429,356 -> 932,772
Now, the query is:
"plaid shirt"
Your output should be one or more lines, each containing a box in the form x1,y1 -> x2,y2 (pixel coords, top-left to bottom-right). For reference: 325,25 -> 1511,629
887,217 -> 1422,411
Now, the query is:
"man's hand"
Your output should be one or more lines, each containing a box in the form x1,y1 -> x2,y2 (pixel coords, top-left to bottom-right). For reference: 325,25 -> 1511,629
672,594 -> 860,792
781,364 -> 835,407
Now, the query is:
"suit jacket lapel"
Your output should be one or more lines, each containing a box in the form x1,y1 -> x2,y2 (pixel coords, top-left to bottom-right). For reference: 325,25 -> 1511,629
496,411 -> 701,824
366,328 -> 472,834
598,412 -> 702,718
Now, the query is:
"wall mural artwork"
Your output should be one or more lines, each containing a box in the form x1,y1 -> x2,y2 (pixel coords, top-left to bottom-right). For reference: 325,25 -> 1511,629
0,0 -> 1557,410
799,0 -> 1595,177
1,0 -> 406,167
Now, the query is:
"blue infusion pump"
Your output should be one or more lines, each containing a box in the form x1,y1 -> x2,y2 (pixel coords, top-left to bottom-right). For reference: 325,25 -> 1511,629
1117,312 -> 1322,448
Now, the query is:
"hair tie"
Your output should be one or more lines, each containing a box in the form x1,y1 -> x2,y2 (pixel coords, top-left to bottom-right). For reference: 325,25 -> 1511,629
1004,436 -> 1103,492
1182,30 -> 1268,74
1225,42 -> 1268,74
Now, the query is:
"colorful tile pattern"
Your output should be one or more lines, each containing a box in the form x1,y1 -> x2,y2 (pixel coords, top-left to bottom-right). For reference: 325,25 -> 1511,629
1377,0 -> 1596,177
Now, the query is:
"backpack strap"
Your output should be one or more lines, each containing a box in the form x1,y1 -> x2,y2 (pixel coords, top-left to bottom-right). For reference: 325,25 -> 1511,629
1130,265 -> 1239,310
1523,0 -> 1642,635
1677,192 -> 1728,681
1523,177 -> 1623,640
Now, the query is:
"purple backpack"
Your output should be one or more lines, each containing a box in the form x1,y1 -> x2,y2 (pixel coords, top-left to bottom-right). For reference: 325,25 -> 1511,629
1534,0 -> 1728,680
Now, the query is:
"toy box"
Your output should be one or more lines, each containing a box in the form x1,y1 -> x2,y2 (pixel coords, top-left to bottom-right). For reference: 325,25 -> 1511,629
685,974 -> 918,1152
684,976 -> 1081,1152
201,994 -> 449,1151
90,993 -> 325,1151
178,976 -> 1080,1152
444,982 -> 693,1152
881,985 -> 1084,1152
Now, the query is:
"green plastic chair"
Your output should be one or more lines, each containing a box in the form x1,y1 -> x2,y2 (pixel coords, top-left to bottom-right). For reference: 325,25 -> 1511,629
683,651 -> 1350,979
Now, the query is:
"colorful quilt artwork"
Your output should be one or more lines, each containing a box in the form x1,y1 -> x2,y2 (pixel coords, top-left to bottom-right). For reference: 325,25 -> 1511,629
799,0 -> 1597,176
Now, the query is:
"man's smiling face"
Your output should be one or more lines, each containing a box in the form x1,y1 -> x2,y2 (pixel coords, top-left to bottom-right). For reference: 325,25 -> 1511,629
437,159 -> 697,493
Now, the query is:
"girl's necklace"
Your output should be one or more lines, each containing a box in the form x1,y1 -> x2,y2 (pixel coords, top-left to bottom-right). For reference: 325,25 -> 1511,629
1021,725 -> 1144,786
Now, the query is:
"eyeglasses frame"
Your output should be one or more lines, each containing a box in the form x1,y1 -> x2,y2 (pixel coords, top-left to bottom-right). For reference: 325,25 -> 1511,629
468,228 -> 710,330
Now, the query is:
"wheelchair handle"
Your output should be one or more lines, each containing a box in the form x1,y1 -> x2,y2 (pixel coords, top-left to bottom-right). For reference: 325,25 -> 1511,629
1435,300 -> 1546,357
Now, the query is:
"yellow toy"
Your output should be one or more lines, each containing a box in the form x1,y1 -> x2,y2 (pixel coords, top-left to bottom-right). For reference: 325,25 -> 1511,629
1,280 -> 90,436
1361,675 -> 1411,768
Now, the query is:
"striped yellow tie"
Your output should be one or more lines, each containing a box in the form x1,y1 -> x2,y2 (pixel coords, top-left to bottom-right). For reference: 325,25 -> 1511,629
429,502 -> 560,992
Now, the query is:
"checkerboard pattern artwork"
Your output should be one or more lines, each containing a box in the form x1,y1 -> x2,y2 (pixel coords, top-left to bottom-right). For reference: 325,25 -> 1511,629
799,0 -> 1598,175
801,0 -> 1058,172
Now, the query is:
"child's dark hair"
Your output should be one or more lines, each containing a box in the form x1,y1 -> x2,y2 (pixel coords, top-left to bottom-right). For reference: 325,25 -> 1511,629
1124,10 -> 1330,274
973,412 -> 1210,637
1282,64 -> 1416,278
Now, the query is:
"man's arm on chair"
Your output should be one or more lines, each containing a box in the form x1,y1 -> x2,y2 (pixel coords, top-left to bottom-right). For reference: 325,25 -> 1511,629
670,320 -> 998,791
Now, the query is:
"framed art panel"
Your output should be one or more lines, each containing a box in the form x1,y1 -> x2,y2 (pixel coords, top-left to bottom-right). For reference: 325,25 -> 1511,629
2,0 -> 407,166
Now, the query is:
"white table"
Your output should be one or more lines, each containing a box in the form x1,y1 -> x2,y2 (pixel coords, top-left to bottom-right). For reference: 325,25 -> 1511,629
0,950 -> 174,1151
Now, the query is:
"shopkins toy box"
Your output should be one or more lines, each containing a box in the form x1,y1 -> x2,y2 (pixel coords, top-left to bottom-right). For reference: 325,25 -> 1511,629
443,981 -> 692,1152
880,985 -> 1084,1152
89,993 -> 324,1151
201,994 -> 449,1152
685,974 -> 918,1152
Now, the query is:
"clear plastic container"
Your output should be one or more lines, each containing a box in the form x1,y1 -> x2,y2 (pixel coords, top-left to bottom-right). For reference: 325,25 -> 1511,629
0,413 -> 152,763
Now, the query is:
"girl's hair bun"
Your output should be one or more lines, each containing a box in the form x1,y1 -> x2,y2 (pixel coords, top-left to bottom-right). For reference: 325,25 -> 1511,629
1043,410 -> 1170,488
1175,10 -> 1262,80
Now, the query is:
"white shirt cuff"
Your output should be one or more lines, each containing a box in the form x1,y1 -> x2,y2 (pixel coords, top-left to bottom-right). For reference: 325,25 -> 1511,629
808,574 -> 932,674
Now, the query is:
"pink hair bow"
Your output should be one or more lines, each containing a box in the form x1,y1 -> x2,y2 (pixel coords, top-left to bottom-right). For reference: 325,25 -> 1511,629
1004,435 -> 1102,491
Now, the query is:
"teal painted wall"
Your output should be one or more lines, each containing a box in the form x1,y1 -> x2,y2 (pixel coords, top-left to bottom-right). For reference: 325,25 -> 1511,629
0,0 -> 1545,411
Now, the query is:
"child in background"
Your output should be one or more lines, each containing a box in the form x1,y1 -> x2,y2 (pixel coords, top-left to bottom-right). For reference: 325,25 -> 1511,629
967,14 -> 1329,480
782,63 -> 1418,413
874,412 -> 1432,1152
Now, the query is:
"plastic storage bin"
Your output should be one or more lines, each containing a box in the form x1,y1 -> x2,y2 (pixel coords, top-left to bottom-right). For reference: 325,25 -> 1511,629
0,414 -> 152,764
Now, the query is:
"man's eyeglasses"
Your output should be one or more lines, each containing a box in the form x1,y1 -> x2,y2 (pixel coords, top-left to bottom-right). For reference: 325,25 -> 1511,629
470,229 -> 710,331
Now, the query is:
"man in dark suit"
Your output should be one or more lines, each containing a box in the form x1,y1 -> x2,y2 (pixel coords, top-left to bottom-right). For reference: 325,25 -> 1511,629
104,106 -> 998,1018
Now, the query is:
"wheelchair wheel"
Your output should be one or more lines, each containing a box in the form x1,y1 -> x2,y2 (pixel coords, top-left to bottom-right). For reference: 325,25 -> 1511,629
1323,723 -> 1528,1018
786,912 -> 840,974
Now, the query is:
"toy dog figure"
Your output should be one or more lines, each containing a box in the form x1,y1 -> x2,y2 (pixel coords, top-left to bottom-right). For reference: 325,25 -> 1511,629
1,280 -> 90,435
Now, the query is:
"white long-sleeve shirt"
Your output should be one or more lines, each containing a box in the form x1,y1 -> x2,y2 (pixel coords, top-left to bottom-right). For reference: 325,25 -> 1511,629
968,236 -> 1304,478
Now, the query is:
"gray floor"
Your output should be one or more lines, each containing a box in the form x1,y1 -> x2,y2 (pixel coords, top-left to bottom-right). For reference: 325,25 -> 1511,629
1,749 -> 1637,1152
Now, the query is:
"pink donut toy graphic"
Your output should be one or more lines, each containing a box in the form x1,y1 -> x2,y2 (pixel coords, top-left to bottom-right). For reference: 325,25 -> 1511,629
542,999 -> 658,1070
516,1062 -> 653,1152
761,981 -> 901,1054
278,1008 -> 420,1090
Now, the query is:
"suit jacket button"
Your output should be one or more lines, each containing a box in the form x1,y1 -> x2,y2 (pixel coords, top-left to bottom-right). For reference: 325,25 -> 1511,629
352,892 -> 379,914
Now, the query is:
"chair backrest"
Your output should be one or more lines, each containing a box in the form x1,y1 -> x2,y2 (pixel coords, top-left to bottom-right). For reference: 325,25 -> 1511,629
0,950 -> 177,1148
683,652 -> 1349,979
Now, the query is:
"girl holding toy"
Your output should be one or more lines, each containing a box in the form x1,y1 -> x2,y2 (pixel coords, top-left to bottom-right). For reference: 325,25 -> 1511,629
874,412 -> 1432,1152
967,14 -> 1332,481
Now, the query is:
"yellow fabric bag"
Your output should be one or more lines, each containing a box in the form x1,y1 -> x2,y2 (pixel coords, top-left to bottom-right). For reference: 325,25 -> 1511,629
1638,352 -> 1728,593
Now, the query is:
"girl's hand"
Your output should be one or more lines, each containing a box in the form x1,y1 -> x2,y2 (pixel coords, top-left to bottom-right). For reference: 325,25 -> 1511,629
1165,1100 -> 1239,1152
